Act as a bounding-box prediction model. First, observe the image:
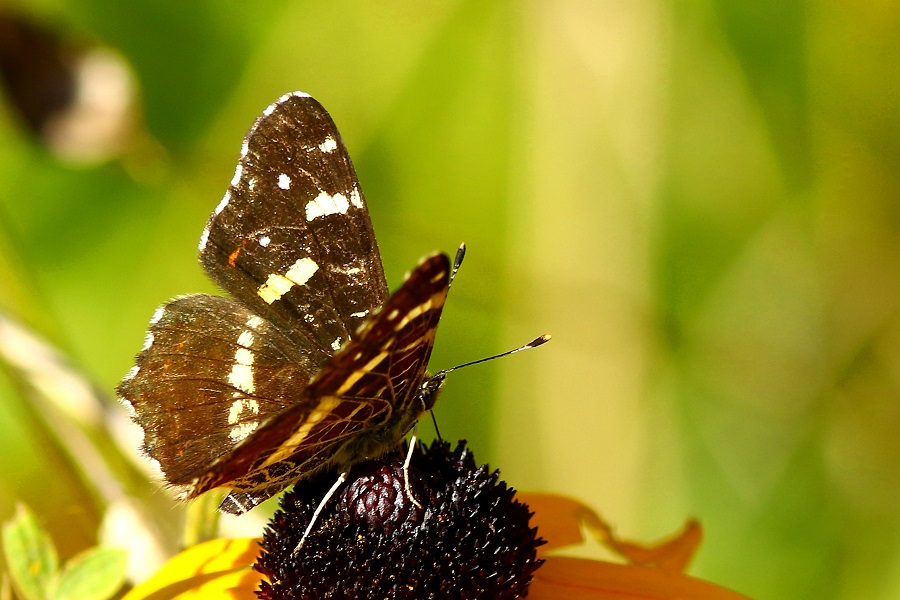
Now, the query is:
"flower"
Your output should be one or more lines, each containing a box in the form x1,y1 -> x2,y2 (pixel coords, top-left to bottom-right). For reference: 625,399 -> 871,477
256,440 -> 543,599
121,537 -> 263,599
521,494 -> 749,599
123,441 -> 750,599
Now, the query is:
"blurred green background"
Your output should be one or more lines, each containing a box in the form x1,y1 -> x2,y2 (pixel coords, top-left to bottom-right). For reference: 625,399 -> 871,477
1,1 -> 898,598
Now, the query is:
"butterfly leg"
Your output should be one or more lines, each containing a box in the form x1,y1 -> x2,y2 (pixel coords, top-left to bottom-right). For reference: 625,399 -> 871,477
429,410 -> 443,441
294,470 -> 348,554
402,423 -> 422,509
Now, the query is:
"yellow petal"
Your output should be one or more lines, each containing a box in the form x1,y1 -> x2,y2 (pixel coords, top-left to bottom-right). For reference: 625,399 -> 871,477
123,538 -> 260,600
171,569 -> 263,599
529,556 -> 751,600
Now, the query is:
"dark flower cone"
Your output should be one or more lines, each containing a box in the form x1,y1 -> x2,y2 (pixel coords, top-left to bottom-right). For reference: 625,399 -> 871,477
255,440 -> 544,599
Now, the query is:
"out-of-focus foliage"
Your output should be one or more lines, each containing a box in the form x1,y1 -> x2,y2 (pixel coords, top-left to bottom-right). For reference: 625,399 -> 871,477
0,2 -> 896,599
2,504 -> 127,600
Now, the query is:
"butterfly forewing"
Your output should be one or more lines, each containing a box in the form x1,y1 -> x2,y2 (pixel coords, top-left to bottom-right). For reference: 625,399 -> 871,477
199,92 -> 388,359
190,254 -> 451,513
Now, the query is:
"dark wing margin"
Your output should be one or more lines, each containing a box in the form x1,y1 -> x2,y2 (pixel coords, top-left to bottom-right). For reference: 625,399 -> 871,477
187,253 -> 452,513
117,294 -> 320,488
199,91 -> 388,357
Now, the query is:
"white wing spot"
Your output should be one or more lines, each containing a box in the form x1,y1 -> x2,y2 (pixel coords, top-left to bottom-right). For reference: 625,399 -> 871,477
258,275 -> 293,304
227,347 -> 255,394
305,191 -> 351,221
350,310 -> 369,318
141,332 -> 154,351
230,164 -> 243,187
228,397 -> 259,425
240,141 -> 249,158
215,192 -> 230,215
235,347 -> 254,365
257,257 -> 320,304
247,315 -> 264,328
349,187 -> 363,208
259,235 -> 271,247
229,421 -> 258,442
228,364 -> 254,393
236,330 -> 254,348
198,227 -> 210,251
319,137 -> 338,153
120,396 -> 136,418
267,90 -> 307,117
331,337 -> 342,351
150,306 -> 165,324
248,177 -> 257,191
124,365 -> 139,381
226,338 -> 256,395
277,173 -> 291,190
331,265 -> 362,276
285,258 -> 319,286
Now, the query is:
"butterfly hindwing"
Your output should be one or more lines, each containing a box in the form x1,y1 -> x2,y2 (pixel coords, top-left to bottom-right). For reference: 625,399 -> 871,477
118,294 -> 323,488
190,253 -> 451,513
199,92 -> 388,360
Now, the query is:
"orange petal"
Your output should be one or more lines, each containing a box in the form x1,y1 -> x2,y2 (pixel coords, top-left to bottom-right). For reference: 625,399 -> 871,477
520,493 -> 701,571
519,493 -> 591,552
123,538 -> 261,600
529,556 -> 751,600
605,519 -> 702,572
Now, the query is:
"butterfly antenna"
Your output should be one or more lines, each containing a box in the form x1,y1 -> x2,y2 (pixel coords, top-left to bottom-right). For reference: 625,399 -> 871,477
423,334 -> 550,433
436,334 -> 551,377
449,243 -> 466,287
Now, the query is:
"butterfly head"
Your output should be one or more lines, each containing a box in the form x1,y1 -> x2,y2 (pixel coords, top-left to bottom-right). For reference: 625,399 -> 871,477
418,372 -> 446,412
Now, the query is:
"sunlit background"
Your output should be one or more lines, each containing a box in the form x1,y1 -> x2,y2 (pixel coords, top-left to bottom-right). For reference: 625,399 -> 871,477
0,2 -> 898,598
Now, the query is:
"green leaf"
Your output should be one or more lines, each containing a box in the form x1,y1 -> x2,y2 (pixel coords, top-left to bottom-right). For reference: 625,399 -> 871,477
1,504 -> 59,600
53,547 -> 128,600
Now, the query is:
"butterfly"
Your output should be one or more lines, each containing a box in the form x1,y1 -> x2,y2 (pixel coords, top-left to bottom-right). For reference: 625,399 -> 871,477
118,91 -> 454,515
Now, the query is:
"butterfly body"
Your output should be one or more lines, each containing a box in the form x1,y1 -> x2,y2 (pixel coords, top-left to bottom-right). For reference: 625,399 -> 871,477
119,92 -> 450,514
